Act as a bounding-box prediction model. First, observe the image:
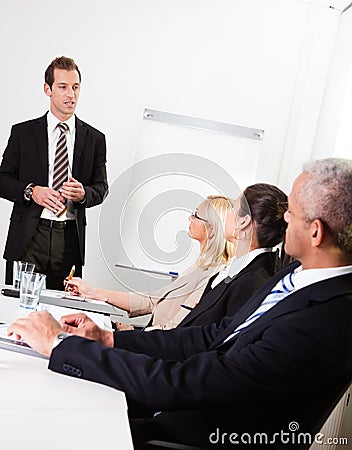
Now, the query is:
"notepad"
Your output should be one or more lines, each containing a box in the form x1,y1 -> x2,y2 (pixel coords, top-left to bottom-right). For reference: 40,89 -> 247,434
36,304 -> 111,330
41,289 -> 104,304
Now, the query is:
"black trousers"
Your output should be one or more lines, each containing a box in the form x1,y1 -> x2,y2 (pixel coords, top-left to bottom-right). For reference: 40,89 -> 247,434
5,219 -> 82,290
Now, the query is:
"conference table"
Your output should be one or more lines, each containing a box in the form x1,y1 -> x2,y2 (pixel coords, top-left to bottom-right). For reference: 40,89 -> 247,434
0,291 -> 134,450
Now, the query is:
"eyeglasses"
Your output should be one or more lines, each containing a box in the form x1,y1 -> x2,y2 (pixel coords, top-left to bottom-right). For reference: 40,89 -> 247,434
191,210 -> 209,223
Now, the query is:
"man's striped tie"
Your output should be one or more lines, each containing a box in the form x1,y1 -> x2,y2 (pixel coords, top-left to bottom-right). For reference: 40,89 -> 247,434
223,271 -> 295,343
53,122 -> 69,192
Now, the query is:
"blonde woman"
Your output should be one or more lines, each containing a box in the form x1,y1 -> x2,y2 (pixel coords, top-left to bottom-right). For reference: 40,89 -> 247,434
67,196 -> 234,330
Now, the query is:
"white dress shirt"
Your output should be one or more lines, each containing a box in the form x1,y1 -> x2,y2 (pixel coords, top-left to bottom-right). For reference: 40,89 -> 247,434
223,263 -> 352,343
40,112 -> 75,221
290,264 -> 352,292
211,248 -> 273,289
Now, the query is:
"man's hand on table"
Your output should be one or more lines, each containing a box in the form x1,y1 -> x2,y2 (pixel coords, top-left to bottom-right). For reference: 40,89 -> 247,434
7,311 -> 114,358
8,311 -> 62,357
60,313 -> 114,347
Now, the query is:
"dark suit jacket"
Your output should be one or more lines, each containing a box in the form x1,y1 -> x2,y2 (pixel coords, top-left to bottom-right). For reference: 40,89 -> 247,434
178,251 -> 278,327
49,262 -> 352,449
0,113 -> 108,263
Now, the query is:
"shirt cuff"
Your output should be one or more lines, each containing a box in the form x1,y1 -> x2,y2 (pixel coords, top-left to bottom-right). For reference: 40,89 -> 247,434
52,331 -> 72,350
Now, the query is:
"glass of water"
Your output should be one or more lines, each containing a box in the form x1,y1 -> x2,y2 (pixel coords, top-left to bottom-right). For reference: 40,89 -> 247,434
13,261 -> 35,290
19,271 -> 46,313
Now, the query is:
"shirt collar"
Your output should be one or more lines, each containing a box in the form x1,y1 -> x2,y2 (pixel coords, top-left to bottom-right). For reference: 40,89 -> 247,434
227,248 -> 273,279
211,248 -> 273,289
293,264 -> 352,291
47,111 -> 75,134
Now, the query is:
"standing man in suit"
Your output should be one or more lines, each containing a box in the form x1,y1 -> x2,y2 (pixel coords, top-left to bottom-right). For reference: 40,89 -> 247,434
8,158 -> 352,449
0,56 -> 108,289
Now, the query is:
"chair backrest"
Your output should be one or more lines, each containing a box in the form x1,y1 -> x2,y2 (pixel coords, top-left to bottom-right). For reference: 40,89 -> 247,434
308,384 -> 351,450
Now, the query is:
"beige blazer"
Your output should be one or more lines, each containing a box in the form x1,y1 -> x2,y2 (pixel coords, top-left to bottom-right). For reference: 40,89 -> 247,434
128,264 -> 222,330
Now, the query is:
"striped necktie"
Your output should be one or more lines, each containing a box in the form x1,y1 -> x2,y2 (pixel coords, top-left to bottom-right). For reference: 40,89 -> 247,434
53,122 -> 69,192
223,271 -> 295,343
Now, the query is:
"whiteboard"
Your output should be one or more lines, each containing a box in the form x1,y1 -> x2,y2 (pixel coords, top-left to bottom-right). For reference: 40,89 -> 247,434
99,109 -> 264,293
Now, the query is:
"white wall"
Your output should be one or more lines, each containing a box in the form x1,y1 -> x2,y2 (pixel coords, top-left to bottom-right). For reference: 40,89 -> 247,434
0,0 -> 342,289
313,4 -> 352,160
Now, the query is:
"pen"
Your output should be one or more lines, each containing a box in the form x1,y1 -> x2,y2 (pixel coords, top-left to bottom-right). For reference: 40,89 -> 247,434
64,265 -> 75,292
180,304 -> 193,311
55,206 -> 67,218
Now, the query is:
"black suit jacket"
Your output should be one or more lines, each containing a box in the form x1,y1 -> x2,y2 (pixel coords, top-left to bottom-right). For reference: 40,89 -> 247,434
178,251 -> 278,327
0,114 -> 108,263
49,263 -> 352,449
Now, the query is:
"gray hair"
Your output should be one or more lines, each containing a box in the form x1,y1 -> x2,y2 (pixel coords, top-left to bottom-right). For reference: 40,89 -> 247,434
299,158 -> 352,254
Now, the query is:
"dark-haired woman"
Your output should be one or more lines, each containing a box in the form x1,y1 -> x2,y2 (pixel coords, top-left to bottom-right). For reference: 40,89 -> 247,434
177,183 -> 288,328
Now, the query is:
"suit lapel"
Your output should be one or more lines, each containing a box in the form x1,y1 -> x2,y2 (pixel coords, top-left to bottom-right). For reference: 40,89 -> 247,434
259,273 -> 352,324
181,252 -> 279,327
72,117 -> 87,178
211,262 -> 300,347
214,269 -> 352,349
201,273 -> 218,297
183,280 -> 230,323
33,114 -> 49,181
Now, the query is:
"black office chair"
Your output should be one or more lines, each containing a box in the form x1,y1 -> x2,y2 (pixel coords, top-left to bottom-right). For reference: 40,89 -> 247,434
143,382 -> 352,450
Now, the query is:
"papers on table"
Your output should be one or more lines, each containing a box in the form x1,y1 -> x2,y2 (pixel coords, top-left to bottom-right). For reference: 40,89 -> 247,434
41,289 -> 105,305
37,304 -> 111,330
0,323 -> 14,340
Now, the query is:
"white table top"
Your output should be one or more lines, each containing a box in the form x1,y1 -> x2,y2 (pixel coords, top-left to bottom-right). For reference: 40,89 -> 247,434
0,291 -> 20,323
0,291 -> 134,450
